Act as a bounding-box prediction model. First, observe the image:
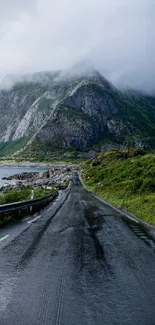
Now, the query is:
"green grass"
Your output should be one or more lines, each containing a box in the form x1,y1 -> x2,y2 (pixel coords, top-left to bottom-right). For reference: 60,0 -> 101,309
0,186 -> 56,227
0,138 -> 29,157
33,187 -> 56,199
0,186 -> 55,205
81,149 -> 155,226
16,140 -> 87,163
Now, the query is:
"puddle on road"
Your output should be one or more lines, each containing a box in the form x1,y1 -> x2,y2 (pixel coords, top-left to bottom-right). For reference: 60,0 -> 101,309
84,205 -> 113,274
84,205 -> 104,232
89,230 -> 104,260
84,205 -> 105,261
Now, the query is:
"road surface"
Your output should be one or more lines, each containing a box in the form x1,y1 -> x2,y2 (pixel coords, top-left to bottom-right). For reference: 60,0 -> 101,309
0,173 -> 155,325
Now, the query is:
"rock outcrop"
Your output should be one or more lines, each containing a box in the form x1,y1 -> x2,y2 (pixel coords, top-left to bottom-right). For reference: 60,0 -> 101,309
0,70 -> 155,158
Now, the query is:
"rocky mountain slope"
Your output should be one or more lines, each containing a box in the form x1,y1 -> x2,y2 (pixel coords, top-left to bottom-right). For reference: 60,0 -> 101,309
0,71 -> 155,159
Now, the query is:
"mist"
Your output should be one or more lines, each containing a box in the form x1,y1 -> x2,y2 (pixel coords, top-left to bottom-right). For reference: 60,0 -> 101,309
0,0 -> 154,92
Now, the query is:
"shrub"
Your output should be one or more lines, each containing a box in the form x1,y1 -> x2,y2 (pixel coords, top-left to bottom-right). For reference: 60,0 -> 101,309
131,178 -> 143,193
0,187 -> 55,205
140,178 -> 155,193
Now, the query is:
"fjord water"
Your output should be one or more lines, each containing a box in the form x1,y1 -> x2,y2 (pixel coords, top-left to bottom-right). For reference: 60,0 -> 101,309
0,167 -> 48,186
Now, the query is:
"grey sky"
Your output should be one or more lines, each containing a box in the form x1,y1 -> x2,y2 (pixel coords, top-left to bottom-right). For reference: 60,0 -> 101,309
0,0 -> 154,91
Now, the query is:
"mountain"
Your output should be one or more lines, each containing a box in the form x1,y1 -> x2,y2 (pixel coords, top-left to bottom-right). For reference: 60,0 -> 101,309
0,70 -> 155,160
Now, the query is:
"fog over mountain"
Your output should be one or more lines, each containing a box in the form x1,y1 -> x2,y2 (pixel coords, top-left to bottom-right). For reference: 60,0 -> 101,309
0,0 -> 154,92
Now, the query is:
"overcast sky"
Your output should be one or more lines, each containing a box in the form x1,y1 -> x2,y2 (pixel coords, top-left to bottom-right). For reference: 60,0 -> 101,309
0,0 -> 154,91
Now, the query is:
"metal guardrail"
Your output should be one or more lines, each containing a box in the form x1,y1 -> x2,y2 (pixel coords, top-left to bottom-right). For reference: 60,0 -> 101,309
0,190 -> 58,221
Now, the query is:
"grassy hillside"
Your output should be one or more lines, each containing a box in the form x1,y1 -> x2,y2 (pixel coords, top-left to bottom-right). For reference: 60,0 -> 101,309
13,140 -> 89,163
1,72 -> 155,156
81,149 -> 155,226
0,138 -> 29,157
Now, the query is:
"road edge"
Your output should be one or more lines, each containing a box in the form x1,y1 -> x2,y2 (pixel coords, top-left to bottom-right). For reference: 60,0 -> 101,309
79,174 -> 155,232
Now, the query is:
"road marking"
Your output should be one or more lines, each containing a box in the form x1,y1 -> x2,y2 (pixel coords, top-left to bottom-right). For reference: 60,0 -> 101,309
126,215 -> 138,223
0,235 -> 9,242
28,215 -> 42,224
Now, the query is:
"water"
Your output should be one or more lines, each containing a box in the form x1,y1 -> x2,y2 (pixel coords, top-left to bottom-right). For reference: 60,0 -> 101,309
0,167 -> 48,187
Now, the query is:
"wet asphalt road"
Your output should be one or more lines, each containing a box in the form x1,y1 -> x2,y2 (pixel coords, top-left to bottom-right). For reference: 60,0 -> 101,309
0,174 -> 155,325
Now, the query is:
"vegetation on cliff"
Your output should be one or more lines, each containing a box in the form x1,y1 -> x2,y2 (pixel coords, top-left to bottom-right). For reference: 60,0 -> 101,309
0,71 -> 155,159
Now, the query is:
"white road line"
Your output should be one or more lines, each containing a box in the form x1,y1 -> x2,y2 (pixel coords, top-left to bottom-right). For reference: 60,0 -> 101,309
28,215 -> 42,224
126,215 -> 139,223
0,235 -> 9,242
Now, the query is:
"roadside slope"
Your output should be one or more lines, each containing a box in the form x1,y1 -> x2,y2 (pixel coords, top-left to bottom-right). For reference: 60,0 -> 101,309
81,149 -> 155,226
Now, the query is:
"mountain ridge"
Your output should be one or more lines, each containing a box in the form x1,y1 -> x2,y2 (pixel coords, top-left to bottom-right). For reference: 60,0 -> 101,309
0,70 -> 155,160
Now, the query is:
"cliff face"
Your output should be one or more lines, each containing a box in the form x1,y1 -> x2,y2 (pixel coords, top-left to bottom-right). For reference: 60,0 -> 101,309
0,71 -> 155,158
0,83 -> 45,141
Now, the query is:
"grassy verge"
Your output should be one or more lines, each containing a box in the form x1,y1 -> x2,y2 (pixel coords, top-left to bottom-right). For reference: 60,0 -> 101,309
81,149 -> 155,226
0,186 -> 56,227
0,186 -> 55,205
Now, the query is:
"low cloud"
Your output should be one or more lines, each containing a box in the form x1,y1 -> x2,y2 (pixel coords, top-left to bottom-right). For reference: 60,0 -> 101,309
0,0 -> 154,92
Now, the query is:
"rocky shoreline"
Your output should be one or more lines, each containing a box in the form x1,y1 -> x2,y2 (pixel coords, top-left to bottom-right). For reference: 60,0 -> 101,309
0,164 -> 79,193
